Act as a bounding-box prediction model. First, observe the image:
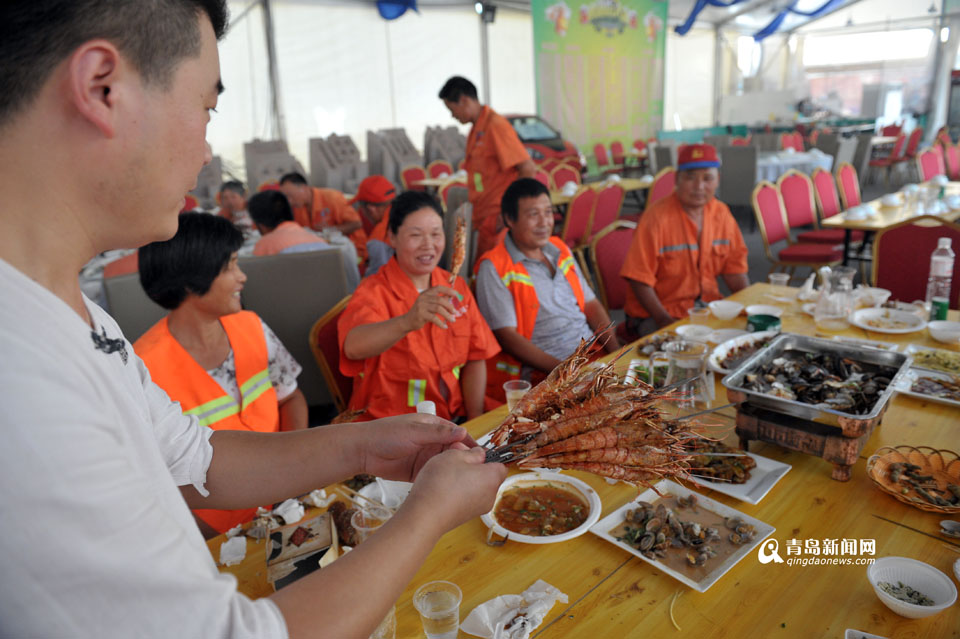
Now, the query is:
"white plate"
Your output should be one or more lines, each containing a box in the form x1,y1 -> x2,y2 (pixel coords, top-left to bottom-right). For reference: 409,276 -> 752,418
480,472 -> 602,544
589,480 -> 775,592
902,344 -> 960,375
708,328 -> 748,344
894,367 -> 960,409
849,308 -> 926,334
623,357 -> 667,386
675,324 -> 714,341
693,451 -> 792,505
844,630 -> 888,639
707,330 -> 778,375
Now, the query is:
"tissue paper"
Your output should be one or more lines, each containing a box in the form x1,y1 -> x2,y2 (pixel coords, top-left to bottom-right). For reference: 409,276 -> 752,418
461,579 -> 567,639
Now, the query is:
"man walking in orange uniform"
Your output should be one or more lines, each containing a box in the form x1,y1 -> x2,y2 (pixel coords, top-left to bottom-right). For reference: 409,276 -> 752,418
439,76 -> 537,256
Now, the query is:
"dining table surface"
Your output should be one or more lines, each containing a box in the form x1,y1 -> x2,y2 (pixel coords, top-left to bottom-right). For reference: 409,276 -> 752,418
549,176 -> 652,206
208,283 -> 960,638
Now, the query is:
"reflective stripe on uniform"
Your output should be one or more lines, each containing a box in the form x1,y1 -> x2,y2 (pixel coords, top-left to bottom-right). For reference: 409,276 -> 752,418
712,238 -> 730,246
558,255 -> 575,275
407,379 -> 426,406
495,361 -> 520,375
240,369 -> 273,410
184,395 -> 240,429
659,243 -> 699,254
452,365 -> 462,380
501,271 -> 534,288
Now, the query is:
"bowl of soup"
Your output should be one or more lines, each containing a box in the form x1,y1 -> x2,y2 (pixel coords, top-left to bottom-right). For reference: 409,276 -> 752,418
481,472 -> 602,544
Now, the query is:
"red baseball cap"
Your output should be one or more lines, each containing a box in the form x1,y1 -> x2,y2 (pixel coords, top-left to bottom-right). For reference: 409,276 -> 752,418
677,143 -> 720,171
349,175 -> 397,204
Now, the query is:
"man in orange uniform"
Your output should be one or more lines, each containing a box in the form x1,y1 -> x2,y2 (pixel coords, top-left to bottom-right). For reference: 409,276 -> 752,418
279,172 -> 368,261
248,190 -> 330,256
439,76 -> 537,256
476,178 -> 620,402
348,174 -> 396,276
620,144 -> 750,336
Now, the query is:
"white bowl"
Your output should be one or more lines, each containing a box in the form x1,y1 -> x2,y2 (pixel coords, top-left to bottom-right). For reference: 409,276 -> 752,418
708,328 -> 748,344
606,173 -> 621,183
881,193 -> 902,207
946,194 -> 960,211
928,320 -> 960,343
676,324 -> 714,341
931,174 -> 950,187
855,287 -> 892,307
745,304 -> 784,318
561,181 -> 578,196
867,556 -> 957,619
708,300 -> 744,320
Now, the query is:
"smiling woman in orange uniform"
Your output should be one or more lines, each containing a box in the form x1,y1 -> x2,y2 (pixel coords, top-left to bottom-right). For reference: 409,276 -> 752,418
134,212 -> 308,535
338,191 -> 500,421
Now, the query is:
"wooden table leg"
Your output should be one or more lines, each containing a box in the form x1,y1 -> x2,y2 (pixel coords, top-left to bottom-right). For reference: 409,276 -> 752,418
831,463 -> 852,482
842,228 -> 852,266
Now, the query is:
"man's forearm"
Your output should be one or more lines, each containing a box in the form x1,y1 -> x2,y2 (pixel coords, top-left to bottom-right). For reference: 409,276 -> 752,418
583,299 -> 621,352
627,279 -> 675,327
460,359 -> 486,420
493,327 -> 561,373
723,272 -> 750,293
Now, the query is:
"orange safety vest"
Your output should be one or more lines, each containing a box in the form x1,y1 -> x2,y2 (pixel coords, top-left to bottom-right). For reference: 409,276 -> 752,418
480,236 -> 586,402
134,310 -> 279,533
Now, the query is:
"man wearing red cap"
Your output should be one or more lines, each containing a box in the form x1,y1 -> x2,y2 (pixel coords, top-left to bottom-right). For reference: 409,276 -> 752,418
349,175 -> 397,276
620,143 -> 749,335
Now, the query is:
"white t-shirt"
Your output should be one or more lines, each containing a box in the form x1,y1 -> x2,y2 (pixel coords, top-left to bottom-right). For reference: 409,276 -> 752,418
0,258 -> 287,637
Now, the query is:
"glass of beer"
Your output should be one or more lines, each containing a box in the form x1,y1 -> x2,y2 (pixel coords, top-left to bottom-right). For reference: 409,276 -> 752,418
413,581 -> 462,639
503,380 -> 532,411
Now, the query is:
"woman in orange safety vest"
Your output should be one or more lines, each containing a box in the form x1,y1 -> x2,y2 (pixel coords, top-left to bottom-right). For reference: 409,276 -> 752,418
134,212 -> 308,536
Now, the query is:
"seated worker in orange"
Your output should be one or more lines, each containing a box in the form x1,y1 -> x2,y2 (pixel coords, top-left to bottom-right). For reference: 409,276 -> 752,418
216,179 -> 254,235
620,143 -> 750,337
279,171 -> 369,261
475,178 -> 621,402
338,191 -> 500,421
134,213 -> 309,536
348,174 -> 397,277
439,76 -> 537,256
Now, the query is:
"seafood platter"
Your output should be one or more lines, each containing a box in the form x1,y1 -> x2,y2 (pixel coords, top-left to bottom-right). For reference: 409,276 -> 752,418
590,480 -> 774,592
902,344 -> 960,375
866,446 -> 960,514
684,438 -> 791,505
894,367 -> 960,408
722,334 -> 911,481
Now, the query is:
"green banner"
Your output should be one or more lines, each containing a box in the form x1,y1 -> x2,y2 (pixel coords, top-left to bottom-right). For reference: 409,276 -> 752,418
533,0 -> 667,156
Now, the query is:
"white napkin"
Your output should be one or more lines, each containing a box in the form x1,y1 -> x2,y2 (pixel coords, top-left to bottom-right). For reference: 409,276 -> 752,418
797,273 -> 817,301
219,536 -> 247,566
274,498 -> 305,525
460,579 -> 568,639
359,478 -> 412,510
302,488 -> 336,509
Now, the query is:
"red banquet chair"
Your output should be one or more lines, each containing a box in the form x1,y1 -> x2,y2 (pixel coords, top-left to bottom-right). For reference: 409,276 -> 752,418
610,141 -> 626,168
181,195 -> 199,212
426,160 -> 454,179
540,158 -> 560,174
588,183 -> 625,240
560,186 -> 597,248
752,181 -> 843,279
873,216 -> 960,308
400,165 -> 427,192
903,127 -> 924,160
533,171 -> 551,188
881,123 -> 902,137
944,144 -> 960,181
550,164 -> 581,191
645,167 -> 676,212
632,139 -> 647,153
777,170 -> 861,248
836,162 -> 862,210
308,295 -> 353,413
916,148 -> 946,182
588,219 -> 637,312
869,133 -> 906,186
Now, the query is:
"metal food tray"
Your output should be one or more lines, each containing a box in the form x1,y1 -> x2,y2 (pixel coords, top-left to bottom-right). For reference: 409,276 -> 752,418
721,333 -> 912,429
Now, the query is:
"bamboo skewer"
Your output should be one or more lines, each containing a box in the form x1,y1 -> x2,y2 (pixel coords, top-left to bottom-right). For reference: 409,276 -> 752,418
334,484 -> 397,515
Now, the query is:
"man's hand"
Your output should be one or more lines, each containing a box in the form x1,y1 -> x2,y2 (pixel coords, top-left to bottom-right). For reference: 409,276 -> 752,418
354,414 -> 478,481
403,286 -> 462,331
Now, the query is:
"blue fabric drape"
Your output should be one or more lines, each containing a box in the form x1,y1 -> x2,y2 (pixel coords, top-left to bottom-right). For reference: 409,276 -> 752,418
674,0 -> 749,36
377,0 -> 418,20
754,0 -> 846,41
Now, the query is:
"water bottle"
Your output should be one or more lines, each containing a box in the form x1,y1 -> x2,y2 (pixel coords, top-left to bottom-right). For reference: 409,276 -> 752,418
926,237 -> 954,321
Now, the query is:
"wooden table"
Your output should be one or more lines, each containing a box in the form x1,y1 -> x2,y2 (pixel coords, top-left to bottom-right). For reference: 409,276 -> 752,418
412,176 -> 467,189
550,177 -> 652,206
823,182 -> 960,266
209,284 -> 960,638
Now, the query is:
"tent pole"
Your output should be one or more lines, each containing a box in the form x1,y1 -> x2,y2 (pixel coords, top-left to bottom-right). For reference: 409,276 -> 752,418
262,0 -> 286,142
713,26 -> 722,126
480,14 -> 491,104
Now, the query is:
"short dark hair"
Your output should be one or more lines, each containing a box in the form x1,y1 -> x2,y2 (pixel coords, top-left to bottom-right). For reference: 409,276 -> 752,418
501,178 -> 550,224
219,180 -> 245,196
247,191 -> 293,231
0,1 -> 228,128
438,76 -> 478,102
279,172 -> 308,186
388,191 -> 443,235
139,212 -> 243,310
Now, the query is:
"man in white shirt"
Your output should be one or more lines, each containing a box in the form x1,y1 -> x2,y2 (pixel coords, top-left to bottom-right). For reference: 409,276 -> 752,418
0,2 -> 506,638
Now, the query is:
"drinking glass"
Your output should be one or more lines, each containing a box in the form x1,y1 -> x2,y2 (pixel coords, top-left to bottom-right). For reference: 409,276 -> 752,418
351,507 -> 397,639
768,273 -> 790,287
687,307 -> 710,325
503,380 -> 532,411
413,581 -> 462,639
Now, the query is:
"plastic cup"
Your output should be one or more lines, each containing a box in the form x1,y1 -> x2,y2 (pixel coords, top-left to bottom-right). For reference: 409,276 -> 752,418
351,506 -> 392,544
503,380 -> 532,411
687,307 -> 711,325
768,273 -> 791,287
413,581 -> 462,639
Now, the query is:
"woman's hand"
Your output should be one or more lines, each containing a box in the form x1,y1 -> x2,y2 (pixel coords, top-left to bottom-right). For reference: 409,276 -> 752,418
403,286 -> 461,331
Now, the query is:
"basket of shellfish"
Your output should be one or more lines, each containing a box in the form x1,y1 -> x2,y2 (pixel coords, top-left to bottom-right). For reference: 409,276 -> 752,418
866,446 -> 960,514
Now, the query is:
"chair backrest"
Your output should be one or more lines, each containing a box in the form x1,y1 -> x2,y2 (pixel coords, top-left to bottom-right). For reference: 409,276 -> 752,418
632,139 -> 647,153
933,144 -> 947,175
645,166 -> 676,211
560,186 -> 598,247
541,158 -> 560,173
873,215 -> 960,308
852,132 -> 874,186
777,170 -> 817,229
593,143 -> 610,168
836,162 -> 861,209
811,167 -> 842,221
439,181 -> 457,208
904,127 -> 924,157
426,159 -> 453,179
917,148 -> 944,182
610,141 -> 625,165
793,132 -> 806,151
730,136 -> 750,146
308,295 -> 353,412
945,144 -> 960,181
550,165 -> 581,190
239,250 -> 349,406
400,165 -> 427,191
718,144 -> 758,207
181,195 -> 198,212
937,127 -> 953,148
751,181 -> 790,252
881,124 -> 902,137
589,183 -> 625,239
779,133 -> 792,151
258,181 -> 281,192
808,130 -> 820,146
834,136 -> 857,168
102,272 -> 167,342
533,170 -> 551,188
888,133 -> 907,161
588,220 -> 637,311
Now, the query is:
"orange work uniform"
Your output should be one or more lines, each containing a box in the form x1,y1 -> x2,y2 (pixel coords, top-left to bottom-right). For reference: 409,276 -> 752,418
479,237 -> 585,402
134,310 -> 279,533
620,193 -> 748,320
337,257 -> 500,420
253,220 -> 328,256
368,215 -> 389,243
291,187 -> 368,261
465,106 -> 531,256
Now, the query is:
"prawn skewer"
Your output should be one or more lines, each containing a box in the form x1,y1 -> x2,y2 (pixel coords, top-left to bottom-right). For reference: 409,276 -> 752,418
522,445 -> 686,468
448,215 -> 467,284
